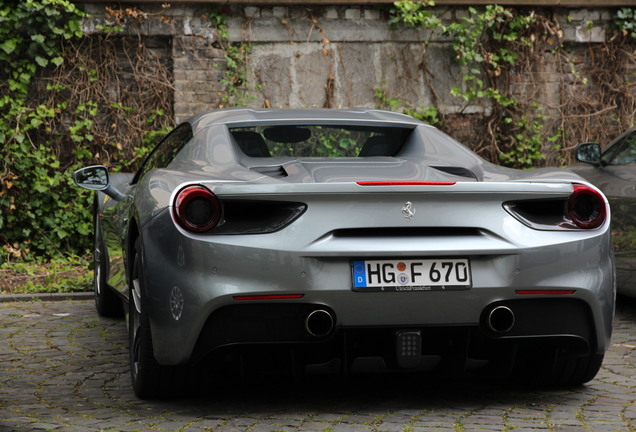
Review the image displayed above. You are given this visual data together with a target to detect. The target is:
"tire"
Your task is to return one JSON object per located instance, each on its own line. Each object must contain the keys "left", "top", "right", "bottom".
{"left": 93, "top": 200, "right": 123, "bottom": 318}
{"left": 129, "top": 238, "right": 181, "bottom": 399}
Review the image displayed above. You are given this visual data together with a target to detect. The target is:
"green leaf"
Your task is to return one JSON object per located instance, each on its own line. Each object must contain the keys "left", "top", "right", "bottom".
{"left": 31, "top": 34, "right": 45, "bottom": 44}
{"left": 0, "top": 38, "right": 17, "bottom": 54}
{"left": 33, "top": 184, "right": 48, "bottom": 193}
{"left": 51, "top": 56, "right": 63, "bottom": 67}
{"left": 35, "top": 56, "right": 48, "bottom": 67}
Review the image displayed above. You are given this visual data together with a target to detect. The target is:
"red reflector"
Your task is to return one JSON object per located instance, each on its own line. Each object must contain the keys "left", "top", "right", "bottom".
{"left": 233, "top": 294, "right": 304, "bottom": 301}
{"left": 357, "top": 181, "right": 456, "bottom": 186}
{"left": 515, "top": 290, "right": 575, "bottom": 295}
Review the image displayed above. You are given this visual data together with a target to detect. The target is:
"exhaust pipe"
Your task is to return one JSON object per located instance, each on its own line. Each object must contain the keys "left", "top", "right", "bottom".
{"left": 305, "top": 309, "right": 334, "bottom": 337}
{"left": 487, "top": 305, "right": 515, "bottom": 333}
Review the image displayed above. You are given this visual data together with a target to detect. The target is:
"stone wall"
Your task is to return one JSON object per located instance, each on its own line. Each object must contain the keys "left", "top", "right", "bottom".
{"left": 79, "top": 3, "right": 631, "bottom": 150}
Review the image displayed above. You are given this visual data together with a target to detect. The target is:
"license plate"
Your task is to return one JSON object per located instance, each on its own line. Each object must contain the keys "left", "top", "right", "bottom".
{"left": 351, "top": 258, "right": 472, "bottom": 292}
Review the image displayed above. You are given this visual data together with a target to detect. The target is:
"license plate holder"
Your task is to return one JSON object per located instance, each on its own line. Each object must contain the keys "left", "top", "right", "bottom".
{"left": 351, "top": 258, "right": 472, "bottom": 292}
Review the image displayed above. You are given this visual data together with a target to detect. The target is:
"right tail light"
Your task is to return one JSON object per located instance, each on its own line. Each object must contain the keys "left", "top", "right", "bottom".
{"left": 503, "top": 183, "right": 607, "bottom": 231}
{"left": 567, "top": 184, "right": 606, "bottom": 229}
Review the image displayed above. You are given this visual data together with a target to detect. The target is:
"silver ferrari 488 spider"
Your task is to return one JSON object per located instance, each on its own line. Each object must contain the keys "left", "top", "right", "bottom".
{"left": 73, "top": 108, "right": 615, "bottom": 398}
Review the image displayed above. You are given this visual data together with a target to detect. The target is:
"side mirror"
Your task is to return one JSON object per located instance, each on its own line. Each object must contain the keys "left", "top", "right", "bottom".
{"left": 575, "top": 142, "right": 602, "bottom": 166}
{"left": 73, "top": 165, "right": 126, "bottom": 201}
{"left": 73, "top": 165, "right": 109, "bottom": 190}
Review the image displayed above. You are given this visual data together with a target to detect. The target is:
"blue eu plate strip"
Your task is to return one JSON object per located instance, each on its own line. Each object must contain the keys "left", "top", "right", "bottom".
{"left": 352, "top": 261, "right": 367, "bottom": 288}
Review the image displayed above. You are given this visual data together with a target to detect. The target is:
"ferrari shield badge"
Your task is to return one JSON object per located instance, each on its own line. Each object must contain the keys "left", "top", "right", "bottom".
{"left": 402, "top": 201, "right": 415, "bottom": 221}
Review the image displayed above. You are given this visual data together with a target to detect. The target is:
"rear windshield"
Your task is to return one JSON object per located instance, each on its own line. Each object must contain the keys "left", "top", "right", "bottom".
{"left": 229, "top": 125, "right": 413, "bottom": 158}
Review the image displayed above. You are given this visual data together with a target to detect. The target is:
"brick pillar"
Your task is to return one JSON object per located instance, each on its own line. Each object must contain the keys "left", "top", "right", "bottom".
{"left": 172, "top": 36, "right": 226, "bottom": 123}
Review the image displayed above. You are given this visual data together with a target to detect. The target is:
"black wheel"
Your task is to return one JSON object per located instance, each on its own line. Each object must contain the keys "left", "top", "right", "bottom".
{"left": 93, "top": 199, "right": 122, "bottom": 318}
{"left": 129, "top": 238, "right": 180, "bottom": 399}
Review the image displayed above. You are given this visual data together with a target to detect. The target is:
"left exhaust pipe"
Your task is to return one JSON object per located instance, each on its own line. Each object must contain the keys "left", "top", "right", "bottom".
{"left": 487, "top": 305, "right": 515, "bottom": 334}
{"left": 305, "top": 309, "right": 335, "bottom": 337}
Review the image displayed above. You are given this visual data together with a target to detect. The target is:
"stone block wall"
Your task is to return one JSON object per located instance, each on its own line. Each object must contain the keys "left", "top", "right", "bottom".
{"left": 79, "top": 2, "right": 632, "bottom": 148}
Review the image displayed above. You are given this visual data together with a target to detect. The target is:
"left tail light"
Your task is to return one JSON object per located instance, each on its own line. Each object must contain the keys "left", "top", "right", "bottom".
{"left": 173, "top": 185, "right": 222, "bottom": 233}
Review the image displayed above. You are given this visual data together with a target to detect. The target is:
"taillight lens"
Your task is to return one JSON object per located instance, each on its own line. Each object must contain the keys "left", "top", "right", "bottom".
{"left": 173, "top": 185, "right": 221, "bottom": 233}
{"left": 567, "top": 184, "right": 606, "bottom": 229}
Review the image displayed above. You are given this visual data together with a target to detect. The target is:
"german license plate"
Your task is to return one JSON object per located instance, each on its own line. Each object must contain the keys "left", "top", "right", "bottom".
{"left": 351, "top": 259, "right": 472, "bottom": 292}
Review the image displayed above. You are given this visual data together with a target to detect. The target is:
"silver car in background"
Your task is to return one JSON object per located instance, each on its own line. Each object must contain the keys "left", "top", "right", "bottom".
{"left": 74, "top": 109, "right": 614, "bottom": 398}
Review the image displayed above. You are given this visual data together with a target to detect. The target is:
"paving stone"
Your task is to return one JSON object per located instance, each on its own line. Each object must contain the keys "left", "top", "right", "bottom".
{"left": 2, "top": 299, "right": 636, "bottom": 431}
{"left": 373, "top": 422, "right": 406, "bottom": 432}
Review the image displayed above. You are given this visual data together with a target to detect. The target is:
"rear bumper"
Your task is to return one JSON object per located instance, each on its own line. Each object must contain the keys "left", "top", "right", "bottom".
{"left": 188, "top": 297, "right": 595, "bottom": 368}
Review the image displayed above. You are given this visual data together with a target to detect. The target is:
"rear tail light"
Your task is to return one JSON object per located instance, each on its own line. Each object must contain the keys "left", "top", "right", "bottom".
{"left": 503, "top": 183, "right": 607, "bottom": 230}
{"left": 173, "top": 185, "right": 221, "bottom": 233}
{"left": 172, "top": 187, "right": 305, "bottom": 234}
{"left": 567, "top": 184, "right": 606, "bottom": 229}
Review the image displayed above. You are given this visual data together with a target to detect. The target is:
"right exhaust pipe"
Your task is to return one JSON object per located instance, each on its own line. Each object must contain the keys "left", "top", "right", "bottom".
{"left": 487, "top": 305, "right": 515, "bottom": 334}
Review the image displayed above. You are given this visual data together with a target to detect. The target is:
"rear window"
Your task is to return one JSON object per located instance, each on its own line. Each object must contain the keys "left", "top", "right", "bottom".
{"left": 229, "top": 125, "right": 412, "bottom": 158}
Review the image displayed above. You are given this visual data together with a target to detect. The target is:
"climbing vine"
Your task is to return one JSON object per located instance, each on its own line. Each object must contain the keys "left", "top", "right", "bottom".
{"left": 374, "top": 86, "right": 440, "bottom": 125}
{"left": 614, "top": 7, "right": 636, "bottom": 38}
{"left": 389, "top": 1, "right": 635, "bottom": 169}
{"left": 390, "top": 2, "right": 560, "bottom": 168}
{"left": 208, "top": 6, "right": 259, "bottom": 108}
{"left": 0, "top": 2, "right": 174, "bottom": 262}
{"left": 0, "top": 0, "right": 86, "bottom": 261}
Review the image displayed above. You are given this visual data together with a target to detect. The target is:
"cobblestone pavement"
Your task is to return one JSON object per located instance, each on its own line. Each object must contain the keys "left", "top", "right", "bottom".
{"left": 1, "top": 298, "right": 635, "bottom": 432}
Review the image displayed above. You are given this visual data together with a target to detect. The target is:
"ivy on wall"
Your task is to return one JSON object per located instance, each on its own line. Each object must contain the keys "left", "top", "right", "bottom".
{"left": 0, "top": 1, "right": 174, "bottom": 262}
{"left": 208, "top": 6, "right": 259, "bottom": 108}
{"left": 0, "top": 0, "right": 87, "bottom": 261}
{"left": 388, "top": 2, "right": 636, "bottom": 169}
{"left": 389, "top": 2, "right": 561, "bottom": 168}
